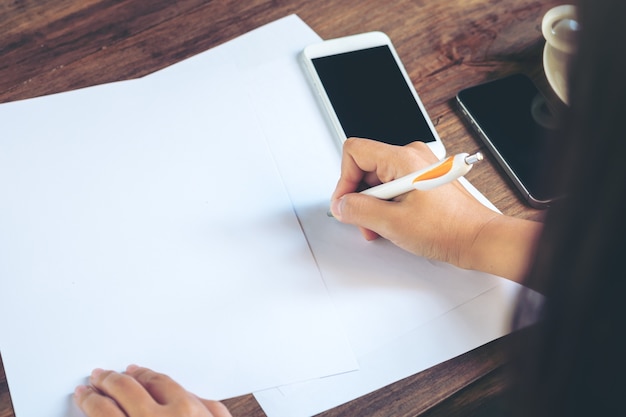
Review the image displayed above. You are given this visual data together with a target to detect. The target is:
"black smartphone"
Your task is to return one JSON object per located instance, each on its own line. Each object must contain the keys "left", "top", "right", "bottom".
{"left": 456, "top": 73, "right": 561, "bottom": 208}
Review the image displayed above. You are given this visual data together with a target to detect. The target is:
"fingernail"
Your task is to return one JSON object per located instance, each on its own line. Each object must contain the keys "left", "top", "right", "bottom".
{"left": 330, "top": 197, "right": 343, "bottom": 221}
{"left": 126, "top": 364, "right": 139, "bottom": 373}
{"left": 90, "top": 368, "right": 104, "bottom": 380}
{"left": 74, "top": 385, "right": 89, "bottom": 397}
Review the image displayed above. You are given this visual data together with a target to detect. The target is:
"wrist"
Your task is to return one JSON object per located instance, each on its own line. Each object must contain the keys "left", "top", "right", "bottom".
{"left": 461, "top": 214, "right": 542, "bottom": 283}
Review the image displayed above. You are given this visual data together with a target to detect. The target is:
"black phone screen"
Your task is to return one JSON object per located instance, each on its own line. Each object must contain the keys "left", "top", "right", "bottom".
{"left": 457, "top": 74, "right": 560, "bottom": 206}
{"left": 311, "top": 46, "right": 437, "bottom": 146}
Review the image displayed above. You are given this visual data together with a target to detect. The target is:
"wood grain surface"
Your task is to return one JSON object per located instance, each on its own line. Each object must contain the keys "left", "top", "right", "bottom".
{"left": 0, "top": 1, "right": 560, "bottom": 416}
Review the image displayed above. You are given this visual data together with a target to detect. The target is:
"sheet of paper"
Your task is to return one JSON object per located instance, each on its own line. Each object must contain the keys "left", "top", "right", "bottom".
{"left": 254, "top": 280, "right": 527, "bottom": 417}
{"left": 0, "top": 16, "right": 358, "bottom": 417}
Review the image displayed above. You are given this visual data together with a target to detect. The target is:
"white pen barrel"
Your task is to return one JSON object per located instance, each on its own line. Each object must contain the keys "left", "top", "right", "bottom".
{"left": 412, "top": 153, "right": 473, "bottom": 191}
{"left": 359, "top": 153, "right": 479, "bottom": 199}
{"left": 360, "top": 155, "right": 457, "bottom": 199}
{"left": 360, "top": 173, "right": 419, "bottom": 200}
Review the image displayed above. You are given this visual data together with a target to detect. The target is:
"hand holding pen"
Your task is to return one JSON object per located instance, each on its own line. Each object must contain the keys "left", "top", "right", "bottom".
{"left": 348, "top": 151, "right": 482, "bottom": 202}
{"left": 330, "top": 149, "right": 482, "bottom": 216}
{"left": 329, "top": 138, "right": 501, "bottom": 270}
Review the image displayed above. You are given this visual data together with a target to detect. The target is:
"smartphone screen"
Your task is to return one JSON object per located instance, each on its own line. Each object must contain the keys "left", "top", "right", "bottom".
{"left": 457, "top": 74, "right": 561, "bottom": 207}
{"left": 311, "top": 45, "right": 438, "bottom": 147}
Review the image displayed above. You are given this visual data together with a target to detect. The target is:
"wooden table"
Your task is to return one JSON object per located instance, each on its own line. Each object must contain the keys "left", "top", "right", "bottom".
{"left": 0, "top": 1, "right": 559, "bottom": 415}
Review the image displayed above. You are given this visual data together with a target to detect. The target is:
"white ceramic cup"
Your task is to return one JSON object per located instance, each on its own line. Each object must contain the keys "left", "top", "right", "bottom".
{"left": 541, "top": 4, "right": 580, "bottom": 103}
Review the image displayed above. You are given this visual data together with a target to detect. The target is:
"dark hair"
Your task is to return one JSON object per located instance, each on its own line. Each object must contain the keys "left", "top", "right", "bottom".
{"left": 511, "top": 1, "right": 626, "bottom": 415}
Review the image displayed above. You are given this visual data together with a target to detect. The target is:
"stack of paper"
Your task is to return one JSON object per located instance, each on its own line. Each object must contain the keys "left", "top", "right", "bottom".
{"left": 0, "top": 15, "right": 529, "bottom": 417}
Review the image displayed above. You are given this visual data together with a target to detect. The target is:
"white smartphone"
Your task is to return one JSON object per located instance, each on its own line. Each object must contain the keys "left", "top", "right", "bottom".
{"left": 300, "top": 32, "right": 446, "bottom": 159}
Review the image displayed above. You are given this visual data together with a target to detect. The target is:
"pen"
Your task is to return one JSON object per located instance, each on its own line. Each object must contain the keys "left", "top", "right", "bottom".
{"left": 328, "top": 152, "right": 483, "bottom": 216}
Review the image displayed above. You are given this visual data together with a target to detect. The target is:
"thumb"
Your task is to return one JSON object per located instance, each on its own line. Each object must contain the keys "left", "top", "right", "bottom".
{"left": 331, "top": 193, "right": 395, "bottom": 239}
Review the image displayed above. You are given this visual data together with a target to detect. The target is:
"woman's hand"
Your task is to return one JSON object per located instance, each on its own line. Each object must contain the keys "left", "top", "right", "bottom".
{"left": 74, "top": 365, "right": 233, "bottom": 417}
{"left": 330, "top": 138, "right": 541, "bottom": 282}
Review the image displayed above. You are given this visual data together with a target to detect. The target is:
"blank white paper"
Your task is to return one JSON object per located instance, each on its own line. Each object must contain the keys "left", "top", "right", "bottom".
{"left": 0, "top": 16, "right": 357, "bottom": 417}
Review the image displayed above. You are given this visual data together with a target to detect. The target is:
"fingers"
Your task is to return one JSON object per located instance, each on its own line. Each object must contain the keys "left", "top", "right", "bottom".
{"left": 404, "top": 140, "right": 439, "bottom": 163}
{"left": 74, "top": 366, "right": 189, "bottom": 417}
{"left": 330, "top": 138, "right": 437, "bottom": 234}
{"left": 331, "top": 192, "right": 397, "bottom": 239}
{"left": 331, "top": 138, "right": 436, "bottom": 200}
{"left": 74, "top": 365, "right": 233, "bottom": 417}
{"left": 86, "top": 368, "right": 156, "bottom": 416}
{"left": 125, "top": 365, "right": 189, "bottom": 405}
{"left": 331, "top": 138, "right": 395, "bottom": 200}
{"left": 74, "top": 385, "right": 128, "bottom": 417}
{"left": 199, "top": 398, "right": 234, "bottom": 417}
